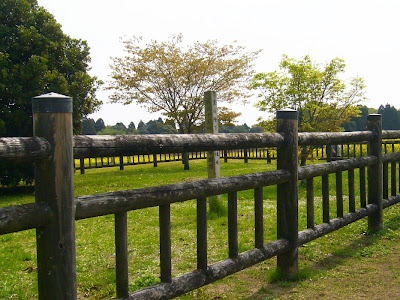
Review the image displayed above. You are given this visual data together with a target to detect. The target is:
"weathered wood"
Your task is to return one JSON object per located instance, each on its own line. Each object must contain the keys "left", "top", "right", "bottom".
{"left": 383, "top": 151, "right": 400, "bottom": 163}
{"left": 306, "top": 178, "right": 314, "bottom": 229}
{"left": 391, "top": 162, "right": 397, "bottom": 196}
{"left": 298, "top": 204, "right": 378, "bottom": 245}
{"left": 336, "top": 172, "right": 343, "bottom": 218}
{"left": 0, "top": 203, "right": 52, "bottom": 235}
{"left": 128, "top": 239, "right": 289, "bottom": 300}
{"left": 228, "top": 192, "right": 238, "bottom": 258}
{"left": 383, "top": 194, "right": 400, "bottom": 209}
{"left": 298, "top": 156, "right": 377, "bottom": 180}
{"left": 348, "top": 169, "right": 356, "bottom": 213}
{"left": 33, "top": 92, "right": 77, "bottom": 300}
{"left": 73, "top": 133, "right": 285, "bottom": 158}
{"left": 383, "top": 162, "right": 389, "bottom": 199}
{"left": 153, "top": 154, "right": 158, "bottom": 167}
{"left": 115, "top": 212, "right": 129, "bottom": 299}
{"left": 75, "top": 169, "right": 290, "bottom": 220}
{"left": 322, "top": 174, "right": 330, "bottom": 223}
{"left": 254, "top": 187, "right": 264, "bottom": 248}
{"left": 276, "top": 109, "right": 299, "bottom": 277}
{"left": 298, "top": 131, "right": 373, "bottom": 146}
{"left": 367, "top": 114, "right": 383, "bottom": 232}
{"left": 80, "top": 158, "right": 85, "bottom": 174}
{"left": 382, "top": 130, "right": 400, "bottom": 139}
{"left": 0, "top": 137, "right": 51, "bottom": 161}
{"left": 359, "top": 167, "right": 367, "bottom": 208}
{"left": 159, "top": 204, "right": 172, "bottom": 283}
{"left": 196, "top": 197, "right": 207, "bottom": 271}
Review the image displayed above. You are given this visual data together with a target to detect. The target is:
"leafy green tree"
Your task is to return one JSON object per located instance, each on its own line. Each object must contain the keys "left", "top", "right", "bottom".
{"left": 378, "top": 104, "right": 400, "bottom": 130}
{"left": 108, "top": 34, "right": 259, "bottom": 133}
{"left": 95, "top": 118, "right": 106, "bottom": 132}
{"left": 0, "top": 0, "right": 102, "bottom": 185}
{"left": 81, "top": 118, "right": 96, "bottom": 135}
{"left": 251, "top": 55, "right": 366, "bottom": 165}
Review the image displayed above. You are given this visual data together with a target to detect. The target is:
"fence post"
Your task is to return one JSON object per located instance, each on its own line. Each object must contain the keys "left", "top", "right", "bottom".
{"left": 33, "top": 93, "right": 76, "bottom": 299}
{"left": 367, "top": 114, "right": 383, "bottom": 232}
{"left": 276, "top": 109, "right": 299, "bottom": 278}
{"left": 204, "top": 91, "right": 223, "bottom": 214}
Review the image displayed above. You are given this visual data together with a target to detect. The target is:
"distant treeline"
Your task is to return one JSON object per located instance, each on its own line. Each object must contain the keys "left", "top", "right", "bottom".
{"left": 82, "top": 103, "right": 400, "bottom": 135}
{"left": 343, "top": 104, "right": 400, "bottom": 131}
{"left": 81, "top": 117, "right": 264, "bottom": 135}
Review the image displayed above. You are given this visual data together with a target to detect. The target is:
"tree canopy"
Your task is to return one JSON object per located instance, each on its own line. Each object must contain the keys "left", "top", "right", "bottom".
{"left": 0, "top": 0, "right": 102, "bottom": 137}
{"left": 0, "top": 0, "right": 102, "bottom": 185}
{"left": 108, "top": 34, "right": 259, "bottom": 133}
{"left": 250, "top": 55, "right": 366, "bottom": 133}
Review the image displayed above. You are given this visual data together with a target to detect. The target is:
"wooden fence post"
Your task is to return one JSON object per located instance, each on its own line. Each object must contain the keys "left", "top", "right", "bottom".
{"left": 367, "top": 114, "right": 383, "bottom": 232}
{"left": 33, "top": 93, "right": 76, "bottom": 299}
{"left": 276, "top": 109, "right": 299, "bottom": 278}
{"left": 204, "top": 91, "right": 223, "bottom": 214}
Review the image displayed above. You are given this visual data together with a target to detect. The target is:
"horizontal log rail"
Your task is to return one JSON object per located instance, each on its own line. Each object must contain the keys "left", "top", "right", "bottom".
{"left": 127, "top": 239, "right": 289, "bottom": 300}
{"left": 73, "top": 133, "right": 285, "bottom": 158}
{"left": 298, "top": 156, "right": 377, "bottom": 180}
{"left": 75, "top": 169, "right": 290, "bottom": 220}
{"left": 298, "top": 131, "right": 374, "bottom": 146}
{"left": 382, "top": 130, "right": 400, "bottom": 139}
{"left": 0, "top": 137, "right": 51, "bottom": 161}
{"left": 383, "top": 151, "right": 400, "bottom": 163}
{"left": 0, "top": 202, "right": 53, "bottom": 235}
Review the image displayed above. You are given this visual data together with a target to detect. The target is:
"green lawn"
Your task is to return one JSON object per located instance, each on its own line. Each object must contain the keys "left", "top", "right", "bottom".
{"left": 1, "top": 159, "right": 400, "bottom": 299}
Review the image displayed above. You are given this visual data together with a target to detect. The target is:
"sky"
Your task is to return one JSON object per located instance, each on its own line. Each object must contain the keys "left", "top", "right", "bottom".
{"left": 37, "top": 0, "right": 400, "bottom": 127}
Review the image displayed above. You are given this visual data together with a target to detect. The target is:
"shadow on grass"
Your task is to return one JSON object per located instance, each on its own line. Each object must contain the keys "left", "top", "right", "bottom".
{"left": 0, "top": 185, "right": 34, "bottom": 196}
{"left": 250, "top": 214, "right": 400, "bottom": 299}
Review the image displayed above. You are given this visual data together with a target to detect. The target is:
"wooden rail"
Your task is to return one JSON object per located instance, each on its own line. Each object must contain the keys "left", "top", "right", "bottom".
{"left": 1, "top": 94, "right": 400, "bottom": 299}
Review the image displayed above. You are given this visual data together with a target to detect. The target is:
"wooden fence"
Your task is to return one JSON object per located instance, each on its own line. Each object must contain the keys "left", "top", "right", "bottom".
{"left": 73, "top": 142, "right": 400, "bottom": 173}
{"left": 1, "top": 94, "right": 400, "bottom": 299}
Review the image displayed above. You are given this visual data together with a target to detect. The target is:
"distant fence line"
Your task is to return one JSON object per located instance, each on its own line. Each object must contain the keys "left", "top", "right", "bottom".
{"left": 1, "top": 93, "right": 400, "bottom": 299}
{"left": 74, "top": 141, "right": 400, "bottom": 174}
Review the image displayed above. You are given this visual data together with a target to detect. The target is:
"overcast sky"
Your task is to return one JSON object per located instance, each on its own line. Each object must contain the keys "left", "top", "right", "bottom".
{"left": 37, "top": 0, "right": 400, "bottom": 126}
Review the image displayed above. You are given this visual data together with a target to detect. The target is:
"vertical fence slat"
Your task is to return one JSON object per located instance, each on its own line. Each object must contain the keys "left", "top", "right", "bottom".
{"left": 348, "top": 169, "right": 356, "bottom": 213}
{"left": 306, "top": 178, "right": 314, "bottom": 229}
{"left": 322, "top": 174, "right": 330, "bottom": 223}
{"left": 254, "top": 187, "right": 264, "bottom": 249}
{"left": 276, "top": 109, "right": 299, "bottom": 277}
{"left": 391, "top": 161, "right": 397, "bottom": 196}
{"left": 115, "top": 212, "right": 129, "bottom": 298}
{"left": 336, "top": 171, "right": 343, "bottom": 218}
{"left": 367, "top": 114, "right": 383, "bottom": 232}
{"left": 228, "top": 192, "right": 238, "bottom": 258}
{"left": 383, "top": 162, "right": 389, "bottom": 199}
{"left": 196, "top": 197, "right": 207, "bottom": 271}
{"left": 159, "top": 204, "right": 172, "bottom": 283}
{"left": 359, "top": 167, "right": 367, "bottom": 208}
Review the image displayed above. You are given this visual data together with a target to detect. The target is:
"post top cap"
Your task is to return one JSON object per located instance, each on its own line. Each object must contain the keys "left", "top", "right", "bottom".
{"left": 276, "top": 109, "right": 298, "bottom": 120}
{"left": 33, "top": 92, "right": 71, "bottom": 99}
{"left": 367, "top": 114, "right": 382, "bottom": 120}
{"left": 32, "top": 92, "right": 72, "bottom": 113}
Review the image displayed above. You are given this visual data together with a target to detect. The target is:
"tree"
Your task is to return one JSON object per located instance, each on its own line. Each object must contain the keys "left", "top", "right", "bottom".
{"left": 108, "top": 34, "right": 259, "bottom": 133}
{"left": 378, "top": 104, "right": 400, "bottom": 130}
{"left": 251, "top": 55, "right": 366, "bottom": 165}
{"left": 81, "top": 118, "right": 96, "bottom": 135}
{"left": 127, "top": 122, "right": 136, "bottom": 134}
{"left": 0, "top": 0, "right": 102, "bottom": 185}
{"left": 95, "top": 118, "right": 106, "bottom": 132}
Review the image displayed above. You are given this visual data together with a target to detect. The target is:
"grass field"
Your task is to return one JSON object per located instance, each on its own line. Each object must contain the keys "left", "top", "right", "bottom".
{"left": 1, "top": 159, "right": 400, "bottom": 299}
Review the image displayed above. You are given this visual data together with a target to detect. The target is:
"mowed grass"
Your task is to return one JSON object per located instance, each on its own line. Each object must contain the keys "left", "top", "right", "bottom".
{"left": 1, "top": 159, "right": 400, "bottom": 299}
